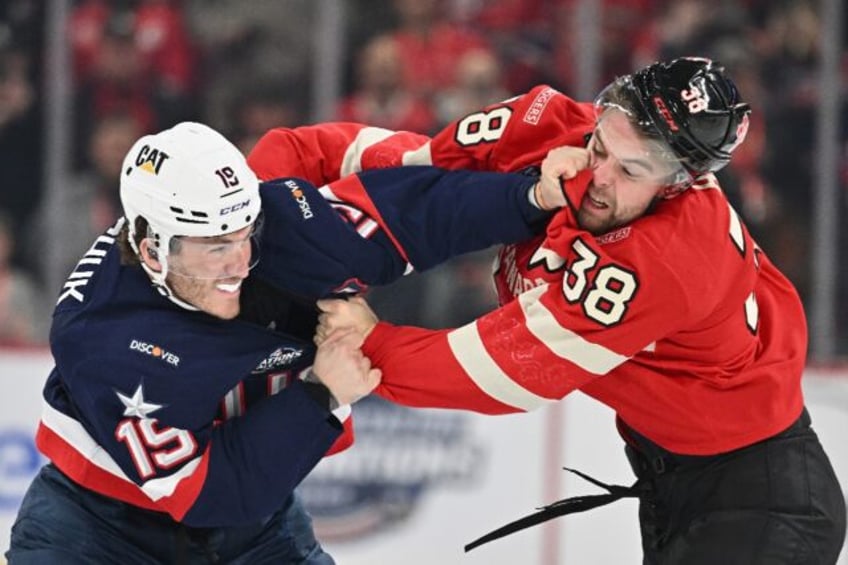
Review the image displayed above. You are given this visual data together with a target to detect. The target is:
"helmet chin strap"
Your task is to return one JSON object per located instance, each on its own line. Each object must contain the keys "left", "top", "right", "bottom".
{"left": 140, "top": 258, "right": 201, "bottom": 313}
{"left": 129, "top": 222, "right": 200, "bottom": 312}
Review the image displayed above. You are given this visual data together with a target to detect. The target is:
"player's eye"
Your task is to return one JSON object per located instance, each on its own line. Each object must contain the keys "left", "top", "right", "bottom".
{"left": 592, "top": 145, "right": 606, "bottom": 158}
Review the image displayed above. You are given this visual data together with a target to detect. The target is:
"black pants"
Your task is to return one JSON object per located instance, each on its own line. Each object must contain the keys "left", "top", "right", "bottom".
{"left": 622, "top": 409, "right": 846, "bottom": 565}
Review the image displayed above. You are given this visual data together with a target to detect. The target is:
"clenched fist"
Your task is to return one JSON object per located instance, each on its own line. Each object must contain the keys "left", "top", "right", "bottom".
{"left": 311, "top": 328, "right": 380, "bottom": 406}
{"left": 535, "top": 146, "right": 592, "bottom": 210}
{"left": 314, "top": 296, "right": 379, "bottom": 347}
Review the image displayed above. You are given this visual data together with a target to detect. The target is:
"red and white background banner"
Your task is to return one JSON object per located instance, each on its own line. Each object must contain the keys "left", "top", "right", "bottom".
{"left": 1, "top": 348, "right": 846, "bottom": 564}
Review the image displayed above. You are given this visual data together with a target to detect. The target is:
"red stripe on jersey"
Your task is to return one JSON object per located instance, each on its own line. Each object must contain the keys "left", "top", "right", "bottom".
{"left": 325, "top": 418, "right": 354, "bottom": 456}
{"left": 327, "top": 175, "right": 410, "bottom": 264}
{"left": 37, "top": 421, "right": 211, "bottom": 521}
{"left": 160, "top": 447, "right": 210, "bottom": 521}
{"left": 37, "top": 422, "right": 161, "bottom": 512}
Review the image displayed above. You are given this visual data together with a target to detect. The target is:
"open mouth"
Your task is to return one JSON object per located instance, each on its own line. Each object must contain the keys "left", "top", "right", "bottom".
{"left": 586, "top": 192, "right": 609, "bottom": 209}
{"left": 216, "top": 280, "right": 243, "bottom": 294}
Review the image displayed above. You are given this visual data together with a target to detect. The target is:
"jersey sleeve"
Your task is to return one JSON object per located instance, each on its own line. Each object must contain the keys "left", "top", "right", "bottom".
{"left": 247, "top": 123, "right": 431, "bottom": 185}
{"left": 255, "top": 169, "right": 545, "bottom": 298}
{"left": 180, "top": 379, "right": 342, "bottom": 526}
{"left": 326, "top": 166, "right": 547, "bottom": 273}
{"left": 245, "top": 86, "right": 595, "bottom": 187}
{"left": 365, "top": 219, "right": 693, "bottom": 414}
{"left": 427, "top": 85, "right": 596, "bottom": 173}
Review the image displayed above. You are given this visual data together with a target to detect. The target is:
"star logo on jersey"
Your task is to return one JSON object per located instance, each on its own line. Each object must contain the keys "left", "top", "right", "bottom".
{"left": 116, "top": 384, "right": 163, "bottom": 419}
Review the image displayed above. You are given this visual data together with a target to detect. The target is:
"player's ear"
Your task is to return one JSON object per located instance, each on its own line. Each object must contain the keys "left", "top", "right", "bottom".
{"left": 139, "top": 238, "right": 163, "bottom": 272}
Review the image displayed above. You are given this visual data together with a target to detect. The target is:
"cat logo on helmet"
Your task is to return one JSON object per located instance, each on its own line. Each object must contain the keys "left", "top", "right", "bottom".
{"left": 119, "top": 122, "right": 262, "bottom": 311}
{"left": 134, "top": 145, "right": 170, "bottom": 175}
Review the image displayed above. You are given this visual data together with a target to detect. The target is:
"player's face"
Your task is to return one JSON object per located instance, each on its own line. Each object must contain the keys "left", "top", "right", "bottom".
{"left": 165, "top": 224, "right": 254, "bottom": 319}
{"left": 579, "top": 109, "right": 677, "bottom": 235}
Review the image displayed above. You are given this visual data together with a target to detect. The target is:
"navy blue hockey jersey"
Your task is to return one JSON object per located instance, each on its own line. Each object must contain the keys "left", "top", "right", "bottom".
{"left": 255, "top": 166, "right": 545, "bottom": 298}
{"left": 37, "top": 166, "right": 541, "bottom": 527}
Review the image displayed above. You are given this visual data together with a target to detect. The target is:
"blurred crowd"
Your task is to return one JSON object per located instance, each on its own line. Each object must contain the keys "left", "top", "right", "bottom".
{"left": 0, "top": 0, "right": 846, "bottom": 353}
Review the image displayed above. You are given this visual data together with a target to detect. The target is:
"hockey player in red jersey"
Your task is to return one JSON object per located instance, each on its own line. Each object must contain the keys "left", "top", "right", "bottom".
{"left": 315, "top": 58, "right": 847, "bottom": 563}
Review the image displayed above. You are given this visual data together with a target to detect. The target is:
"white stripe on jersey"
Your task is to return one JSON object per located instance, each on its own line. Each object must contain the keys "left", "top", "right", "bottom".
{"left": 42, "top": 400, "right": 129, "bottom": 478}
{"left": 139, "top": 457, "right": 201, "bottom": 502}
{"left": 222, "top": 383, "right": 244, "bottom": 419}
{"left": 41, "top": 400, "right": 201, "bottom": 502}
{"left": 519, "top": 285, "right": 628, "bottom": 375}
{"left": 400, "top": 142, "right": 434, "bottom": 166}
{"left": 316, "top": 180, "right": 414, "bottom": 273}
{"left": 316, "top": 184, "right": 381, "bottom": 238}
{"left": 340, "top": 127, "right": 396, "bottom": 177}
{"left": 447, "top": 322, "right": 553, "bottom": 412}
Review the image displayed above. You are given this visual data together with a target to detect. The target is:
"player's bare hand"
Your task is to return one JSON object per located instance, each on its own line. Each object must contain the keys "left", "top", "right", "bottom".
{"left": 315, "top": 296, "right": 378, "bottom": 346}
{"left": 312, "top": 328, "right": 381, "bottom": 405}
{"left": 535, "top": 146, "right": 591, "bottom": 210}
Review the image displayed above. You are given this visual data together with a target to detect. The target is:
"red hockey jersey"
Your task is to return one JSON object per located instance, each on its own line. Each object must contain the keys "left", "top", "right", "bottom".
{"left": 249, "top": 85, "right": 807, "bottom": 456}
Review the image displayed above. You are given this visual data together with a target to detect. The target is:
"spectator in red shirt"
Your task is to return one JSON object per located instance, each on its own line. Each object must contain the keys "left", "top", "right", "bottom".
{"left": 336, "top": 34, "right": 436, "bottom": 134}
{"left": 69, "top": 0, "right": 197, "bottom": 166}
{"left": 388, "top": 0, "right": 490, "bottom": 99}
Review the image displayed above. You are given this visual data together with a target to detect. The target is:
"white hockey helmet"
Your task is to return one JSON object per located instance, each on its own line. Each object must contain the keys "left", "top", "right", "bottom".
{"left": 119, "top": 122, "right": 261, "bottom": 300}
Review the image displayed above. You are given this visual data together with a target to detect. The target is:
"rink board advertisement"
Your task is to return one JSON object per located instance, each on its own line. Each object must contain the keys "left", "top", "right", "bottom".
{"left": 0, "top": 349, "right": 846, "bottom": 564}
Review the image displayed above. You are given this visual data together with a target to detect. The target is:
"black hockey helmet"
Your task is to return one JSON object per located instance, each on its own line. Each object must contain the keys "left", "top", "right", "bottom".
{"left": 595, "top": 57, "right": 751, "bottom": 184}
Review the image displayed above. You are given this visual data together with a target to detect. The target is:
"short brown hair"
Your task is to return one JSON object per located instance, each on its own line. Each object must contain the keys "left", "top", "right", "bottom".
{"left": 598, "top": 80, "right": 665, "bottom": 144}
{"left": 117, "top": 217, "right": 145, "bottom": 266}
{"left": 117, "top": 216, "right": 184, "bottom": 266}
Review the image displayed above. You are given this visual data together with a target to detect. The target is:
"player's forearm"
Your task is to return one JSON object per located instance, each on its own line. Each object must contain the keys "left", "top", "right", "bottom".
{"left": 180, "top": 380, "right": 341, "bottom": 526}
{"left": 369, "top": 167, "right": 549, "bottom": 272}
{"left": 365, "top": 322, "right": 522, "bottom": 415}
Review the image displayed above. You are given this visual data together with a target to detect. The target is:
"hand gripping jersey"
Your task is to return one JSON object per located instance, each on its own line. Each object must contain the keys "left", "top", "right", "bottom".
{"left": 40, "top": 167, "right": 542, "bottom": 527}
{"left": 247, "top": 86, "right": 808, "bottom": 456}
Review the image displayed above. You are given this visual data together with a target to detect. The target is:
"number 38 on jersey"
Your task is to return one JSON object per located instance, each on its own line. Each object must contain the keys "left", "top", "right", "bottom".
{"left": 558, "top": 238, "right": 638, "bottom": 327}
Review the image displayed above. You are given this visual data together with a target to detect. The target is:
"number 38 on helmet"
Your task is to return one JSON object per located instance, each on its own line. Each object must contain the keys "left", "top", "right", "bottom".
{"left": 595, "top": 57, "right": 752, "bottom": 191}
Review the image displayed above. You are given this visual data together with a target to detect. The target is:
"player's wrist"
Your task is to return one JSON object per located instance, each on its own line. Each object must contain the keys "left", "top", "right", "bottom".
{"left": 302, "top": 370, "right": 342, "bottom": 412}
{"left": 532, "top": 181, "right": 554, "bottom": 211}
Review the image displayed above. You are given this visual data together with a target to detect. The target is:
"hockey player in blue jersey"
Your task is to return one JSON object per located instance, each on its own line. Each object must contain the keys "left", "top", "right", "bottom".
{"left": 7, "top": 122, "right": 561, "bottom": 563}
